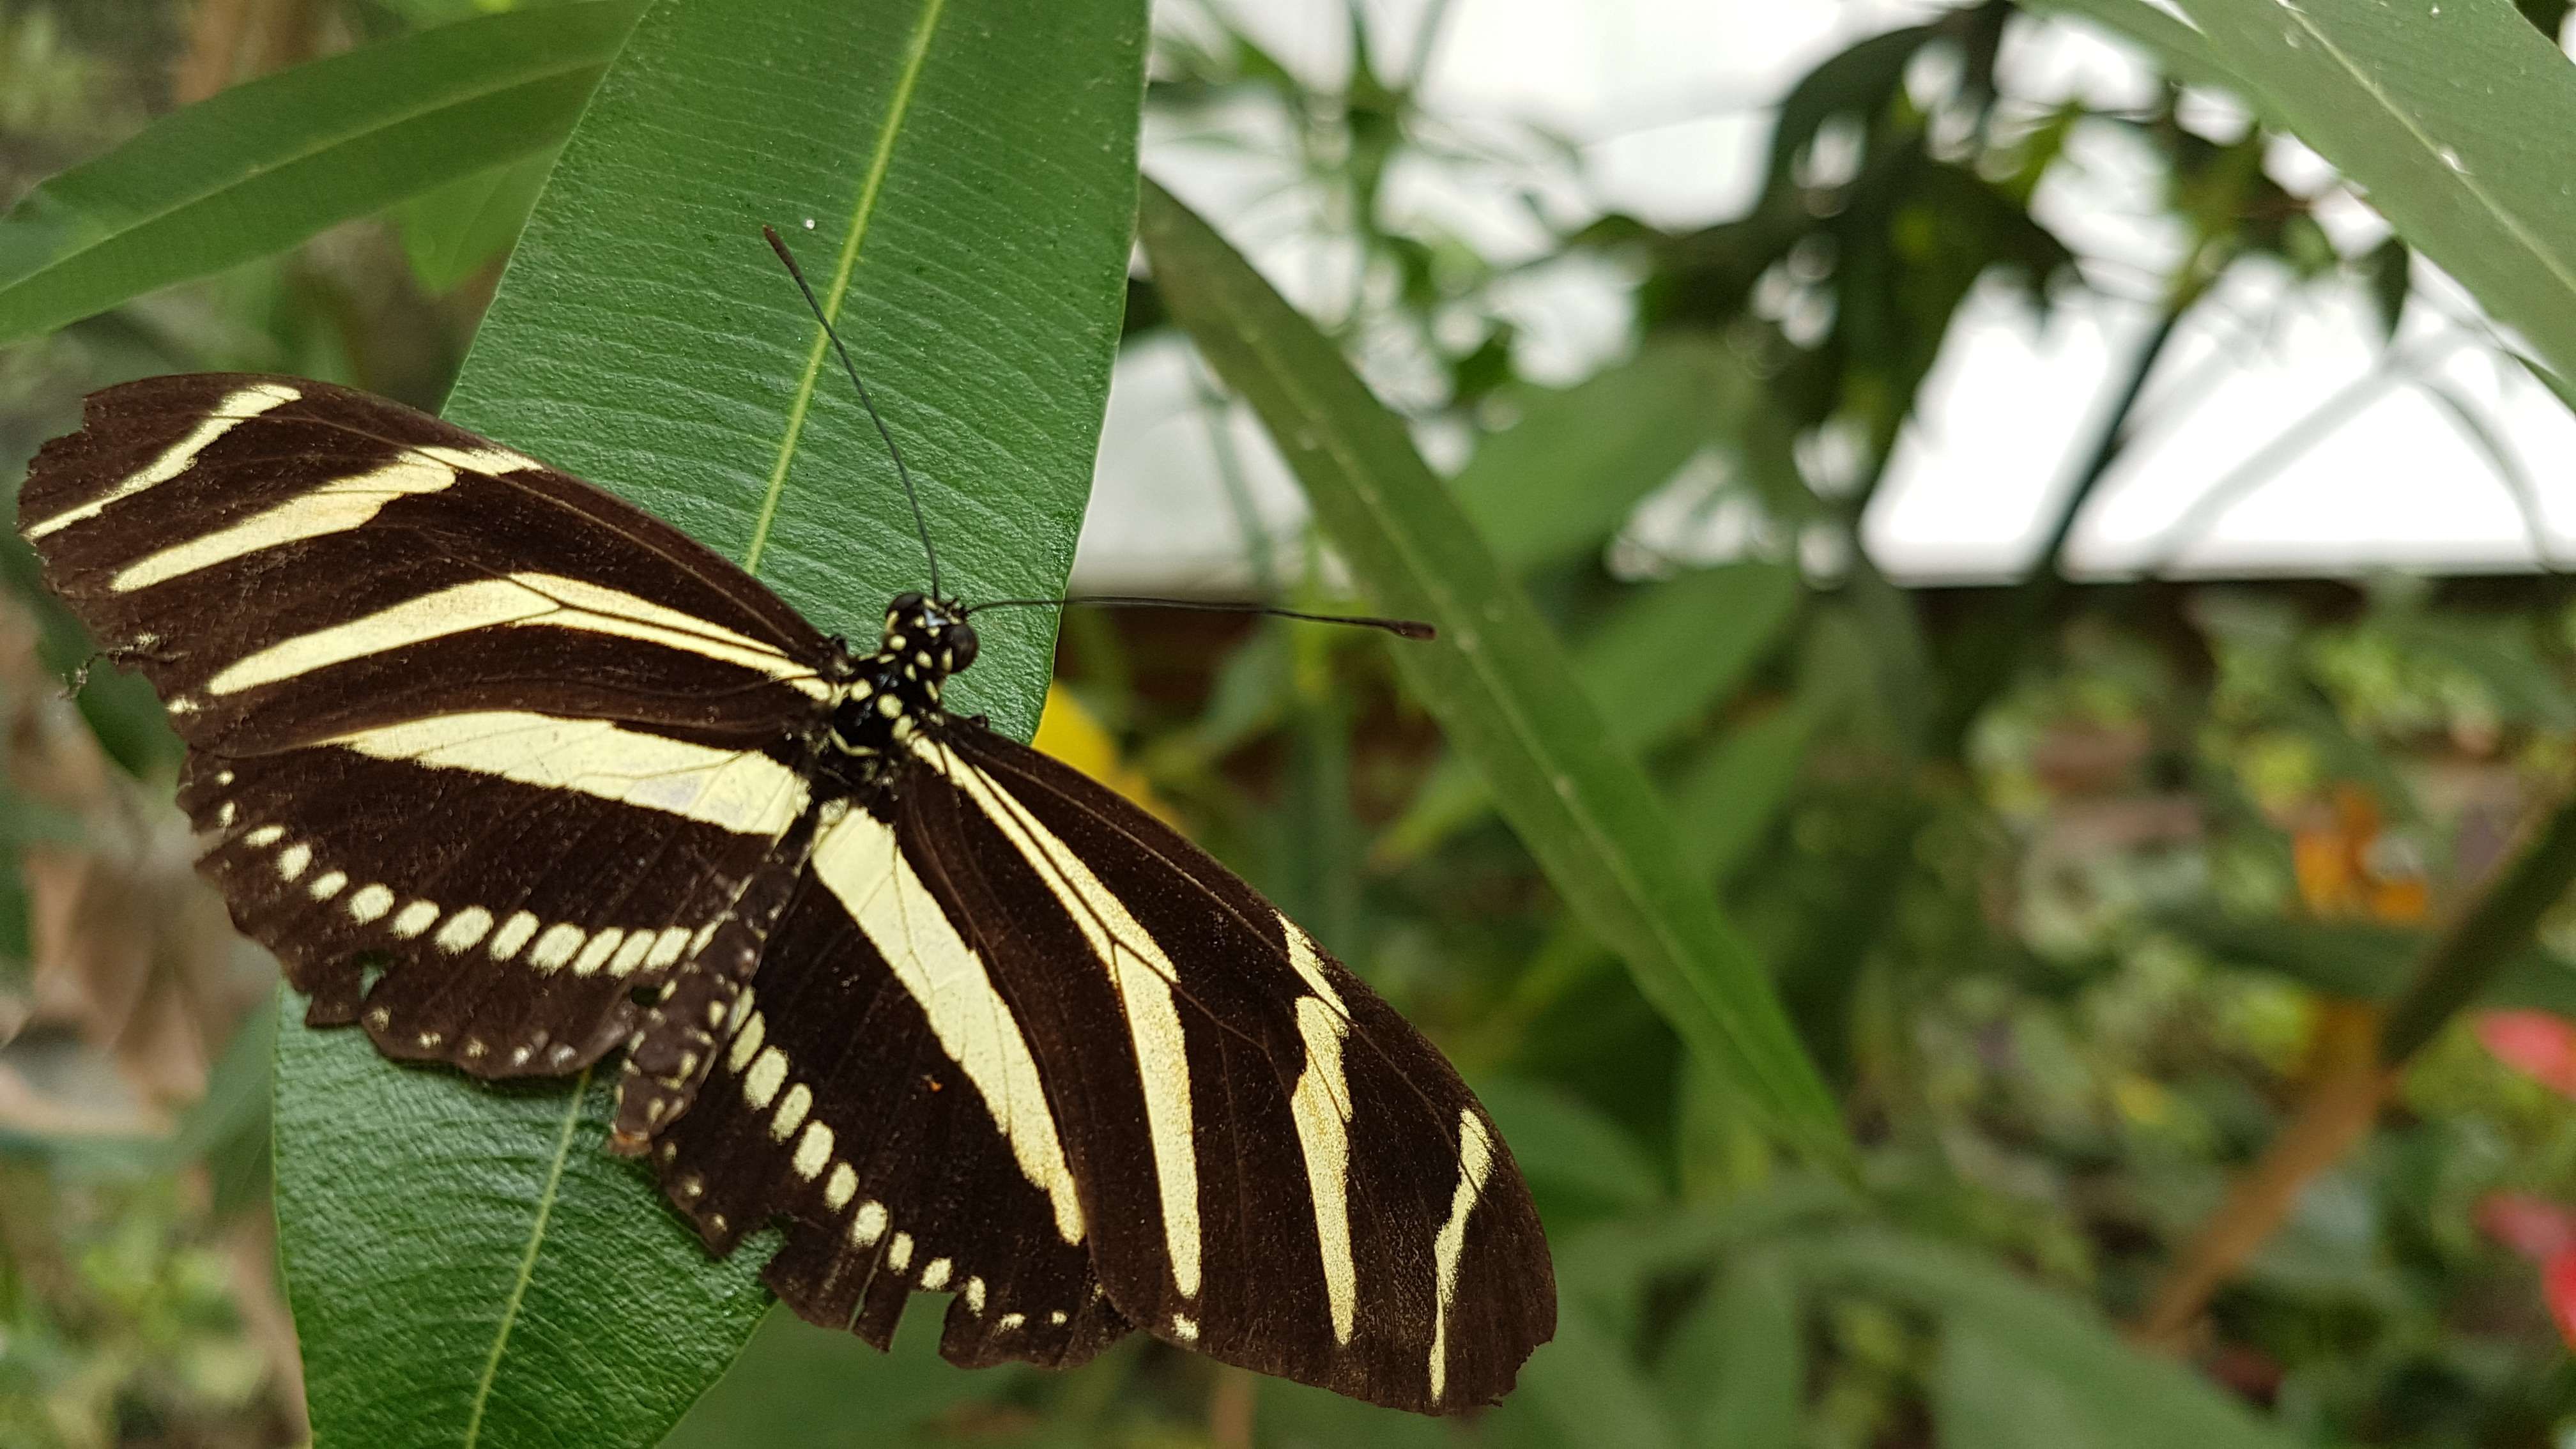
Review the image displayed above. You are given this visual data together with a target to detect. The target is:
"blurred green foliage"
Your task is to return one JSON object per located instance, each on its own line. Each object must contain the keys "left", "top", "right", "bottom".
{"left": 10, "top": 1, "right": 2576, "bottom": 1446}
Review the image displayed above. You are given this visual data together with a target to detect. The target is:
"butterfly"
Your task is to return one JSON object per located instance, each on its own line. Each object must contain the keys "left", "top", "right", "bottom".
{"left": 16, "top": 298, "right": 1554, "bottom": 1413}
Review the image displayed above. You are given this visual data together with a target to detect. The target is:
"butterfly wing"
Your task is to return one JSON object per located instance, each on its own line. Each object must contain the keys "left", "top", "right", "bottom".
{"left": 925, "top": 727, "right": 1556, "bottom": 1411}
{"left": 25, "top": 372, "right": 1555, "bottom": 1413}
{"left": 20, "top": 374, "right": 833, "bottom": 1075}
{"left": 645, "top": 722, "right": 1554, "bottom": 1414}
{"left": 648, "top": 793, "right": 1134, "bottom": 1372}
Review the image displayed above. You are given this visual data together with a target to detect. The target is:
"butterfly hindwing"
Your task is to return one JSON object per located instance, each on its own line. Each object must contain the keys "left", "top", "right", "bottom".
{"left": 652, "top": 797, "right": 1131, "bottom": 1372}
{"left": 919, "top": 728, "right": 1553, "bottom": 1412}
{"left": 22, "top": 374, "right": 832, "bottom": 1074}
{"left": 648, "top": 727, "right": 1549, "bottom": 1411}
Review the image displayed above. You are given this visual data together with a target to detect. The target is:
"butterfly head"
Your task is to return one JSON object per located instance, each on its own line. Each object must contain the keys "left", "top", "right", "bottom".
{"left": 878, "top": 591, "right": 977, "bottom": 675}
{"left": 826, "top": 592, "right": 977, "bottom": 758}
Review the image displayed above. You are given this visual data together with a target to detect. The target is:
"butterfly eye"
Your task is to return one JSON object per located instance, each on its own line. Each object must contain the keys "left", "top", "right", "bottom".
{"left": 945, "top": 624, "right": 977, "bottom": 672}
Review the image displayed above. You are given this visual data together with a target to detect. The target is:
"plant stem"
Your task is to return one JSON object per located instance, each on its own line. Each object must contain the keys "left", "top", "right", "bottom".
{"left": 2381, "top": 791, "right": 2576, "bottom": 1062}
{"left": 1930, "top": 296, "right": 2190, "bottom": 757}
{"left": 1209, "top": 1366, "right": 1257, "bottom": 1449}
{"left": 2136, "top": 1009, "right": 2393, "bottom": 1347}
{"left": 2140, "top": 788, "right": 2576, "bottom": 1343}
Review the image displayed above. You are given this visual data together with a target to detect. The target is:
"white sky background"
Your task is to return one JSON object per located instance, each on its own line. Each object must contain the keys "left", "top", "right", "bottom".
{"left": 1070, "top": 0, "right": 2576, "bottom": 592}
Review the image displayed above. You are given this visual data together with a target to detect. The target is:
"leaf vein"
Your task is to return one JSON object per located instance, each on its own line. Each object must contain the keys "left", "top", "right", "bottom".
{"left": 460, "top": 1065, "right": 592, "bottom": 1449}
{"left": 742, "top": 0, "right": 951, "bottom": 574}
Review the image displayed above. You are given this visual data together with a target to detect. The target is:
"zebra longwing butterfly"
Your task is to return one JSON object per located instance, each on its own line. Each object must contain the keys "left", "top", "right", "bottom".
{"left": 16, "top": 367, "right": 1554, "bottom": 1412}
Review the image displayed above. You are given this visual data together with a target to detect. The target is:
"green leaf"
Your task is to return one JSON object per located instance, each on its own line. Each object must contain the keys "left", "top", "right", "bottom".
{"left": 174, "top": 997, "right": 277, "bottom": 1220}
{"left": 2158, "top": 908, "right": 2576, "bottom": 1018}
{"left": 1655, "top": 1253, "right": 1804, "bottom": 1449}
{"left": 1473, "top": 1076, "right": 1667, "bottom": 1215}
{"left": 2167, "top": 0, "right": 2576, "bottom": 388}
{"left": 1763, "top": 25, "right": 1940, "bottom": 185}
{"left": 1260, "top": 1377, "right": 1453, "bottom": 1449}
{"left": 395, "top": 146, "right": 561, "bottom": 293}
{"left": 2364, "top": 234, "right": 2412, "bottom": 340}
{"left": 659, "top": 1301, "right": 1018, "bottom": 1448}
{"left": 272, "top": 2, "right": 1147, "bottom": 1445}
{"left": 1790, "top": 1230, "right": 2298, "bottom": 1449}
{"left": 275, "top": 1029, "right": 776, "bottom": 1449}
{"left": 1551, "top": 1179, "right": 1861, "bottom": 1334}
{"left": 1450, "top": 340, "right": 1739, "bottom": 572}
{"left": 1586, "top": 564, "right": 1801, "bottom": 743}
{"left": 1485, "top": 1300, "right": 1680, "bottom": 1449}
{"left": 1139, "top": 180, "right": 1851, "bottom": 1169}
{"left": 0, "top": 1, "right": 644, "bottom": 346}
{"left": 1379, "top": 561, "right": 1801, "bottom": 864}
{"left": 1932, "top": 1326, "right": 2122, "bottom": 1449}
{"left": 1669, "top": 699, "right": 1815, "bottom": 882}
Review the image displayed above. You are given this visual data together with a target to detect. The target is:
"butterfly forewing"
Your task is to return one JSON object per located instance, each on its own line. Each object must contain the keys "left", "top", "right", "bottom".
{"left": 21, "top": 374, "right": 832, "bottom": 1073}
{"left": 18, "top": 371, "right": 1554, "bottom": 1416}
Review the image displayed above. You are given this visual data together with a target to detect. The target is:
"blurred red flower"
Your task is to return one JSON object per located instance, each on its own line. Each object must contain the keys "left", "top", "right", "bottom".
{"left": 2475, "top": 1192, "right": 2576, "bottom": 1351}
{"left": 2476, "top": 1011, "right": 2576, "bottom": 1097}
{"left": 2475, "top": 1192, "right": 2576, "bottom": 1260}
{"left": 2549, "top": 1251, "right": 2576, "bottom": 1350}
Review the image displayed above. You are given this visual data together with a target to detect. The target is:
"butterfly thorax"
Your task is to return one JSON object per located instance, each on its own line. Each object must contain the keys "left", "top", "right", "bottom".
{"left": 823, "top": 591, "right": 979, "bottom": 771}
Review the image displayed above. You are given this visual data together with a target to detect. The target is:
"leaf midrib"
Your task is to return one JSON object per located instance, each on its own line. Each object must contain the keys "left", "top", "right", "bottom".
{"left": 450, "top": 3, "right": 954, "bottom": 1425}
{"left": 461, "top": 1066, "right": 591, "bottom": 1449}
{"left": 2263, "top": 4, "right": 2576, "bottom": 303}
{"left": 0, "top": 17, "right": 620, "bottom": 296}
{"left": 742, "top": 0, "right": 951, "bottom": 576}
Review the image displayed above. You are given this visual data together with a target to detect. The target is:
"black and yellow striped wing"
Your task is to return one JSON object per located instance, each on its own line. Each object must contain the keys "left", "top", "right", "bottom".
{"left": 657, "top": 730, "right": 1552, "bottom": 1410}
{"left": 18, "top": 372, "right": 1554, "bottom": 1415}
{"left": 22, "top": 374, "right": 831, "bottom": 1073}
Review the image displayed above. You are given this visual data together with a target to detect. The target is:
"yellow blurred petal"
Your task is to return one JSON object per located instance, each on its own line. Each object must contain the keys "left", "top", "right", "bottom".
{"left": 2111, "top": 1074, "right": 2176, "bottom": 1128}
{"left": 1032, "top": 682, "right": 1180, "bottom": 828}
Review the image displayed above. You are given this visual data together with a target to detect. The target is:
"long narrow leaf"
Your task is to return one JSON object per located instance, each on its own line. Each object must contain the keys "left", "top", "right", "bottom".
{"left": 2169, "top": 0, "right": 2576, "bottom": 388}
{"left": 0, "top": 1, "right": 645, "bottom": 344}
{"left": 394, "top": 148, "right": 562, "bottom": 293}
{"left": 1657, "top": 1254, "right": 1804, "bottom": 1449}
{"left": 270, "top": 3, "right": 1147, "bottom": 1445}
{"left": 1450, "top": 341, "right": 1737, "bottom": 572}
{"left": 1138, "top": 179, "right": 1850, "bottom": 1168}
{"left": 1791, "top": 1230, "right": 2298, "bottom": 1449}
{"left": 1377, "top": 560, "right": 1800, "bottom": 865}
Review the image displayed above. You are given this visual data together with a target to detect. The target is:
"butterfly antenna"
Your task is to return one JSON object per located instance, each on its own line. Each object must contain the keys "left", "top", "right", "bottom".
{"left": 763, "top": 224, "right": 941, "bottom": 599}
{"left": 968, "top": 595, "right": 1435, "bottom": 641}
